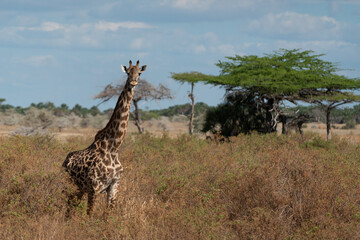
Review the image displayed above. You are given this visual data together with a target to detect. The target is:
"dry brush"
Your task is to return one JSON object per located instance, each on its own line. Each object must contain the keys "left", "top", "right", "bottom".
{"left": 0, "top": 133, "right": 359, "bottom": 239}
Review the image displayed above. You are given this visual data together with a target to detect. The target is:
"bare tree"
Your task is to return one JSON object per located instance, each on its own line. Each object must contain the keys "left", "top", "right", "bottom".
{"left": 95, "top": 79, "right": 173, "bottom": 133}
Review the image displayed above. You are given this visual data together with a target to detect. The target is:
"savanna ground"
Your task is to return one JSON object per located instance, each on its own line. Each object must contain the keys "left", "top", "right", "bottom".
{"left": 0, "top": 122, "right": 360, "bottom": 239}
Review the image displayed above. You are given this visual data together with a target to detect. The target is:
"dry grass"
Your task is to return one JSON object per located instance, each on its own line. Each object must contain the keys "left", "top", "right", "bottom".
{"left": 0, "top": 133, "right": 360, "bottom": 239}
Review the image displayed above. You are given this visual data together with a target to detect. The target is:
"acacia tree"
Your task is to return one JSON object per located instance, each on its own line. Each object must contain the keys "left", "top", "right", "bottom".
{"left": 95, "top": 79, "right": 172, "bottom": 133}
{"left": 301, "top": 92, "right": 360, "bottom": 140}
{"left": 171, "top": 72, "right": 207, "bottom": 134}
{"left": 295, "top": 58, "right": 360, "bottom": 140}
{"left": 173, "top": 49, "right": 360, "bottom": 137}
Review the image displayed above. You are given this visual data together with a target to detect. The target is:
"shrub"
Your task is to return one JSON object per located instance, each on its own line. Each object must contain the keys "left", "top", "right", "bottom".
{"left": 342, "top": 120, "right": 356, "bottom": 129}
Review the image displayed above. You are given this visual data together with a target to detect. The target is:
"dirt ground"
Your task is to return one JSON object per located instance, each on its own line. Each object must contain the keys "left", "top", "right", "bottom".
{"left": 1, "top": 121, "right": 360, "bottom": 144}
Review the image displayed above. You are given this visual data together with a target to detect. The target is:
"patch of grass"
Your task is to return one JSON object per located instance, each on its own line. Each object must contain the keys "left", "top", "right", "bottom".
{"left": 301, "top": 136, "right": 330, "bottom": 149}
{"left": 0, "top": 133, "right": 360, "bottom": 239}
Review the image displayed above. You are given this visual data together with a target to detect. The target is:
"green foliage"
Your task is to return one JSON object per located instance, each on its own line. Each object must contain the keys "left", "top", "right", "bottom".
{"left": 149, "top": 102, "right": 211, "bottom": 118}
{"left": 342, "top": 120, "right": 356, "bottom": 129}
{"left": 170, "top": 71, "right": 209, "bottom": 84}
{"left": 71, "top": 104, "right": 86, "bottom": 117}
{"left": 31, "top": 102, "right": 56, "bottom": 110}
{"left": 0, "top": 104, "right": 13, "bottom": 112}
{"left": 212, "top": 49, "right": 360, "bottom": 95}
{"left": 1, "top": 102, "right": 106, "bottom": 117}
{"left": 202, "top": 93, "right": 267, "bottom": 136}
{"left": 130, "top": 110, "right": 161, "bottom": 121}
{"left": 89, "top": 106, "right": 101, "bottom": 116}
{"left": 0, "top": 100, "right": 213, "bottom": 121}
{"left": 301, "top": 136, "right": 330, "bottom": 149}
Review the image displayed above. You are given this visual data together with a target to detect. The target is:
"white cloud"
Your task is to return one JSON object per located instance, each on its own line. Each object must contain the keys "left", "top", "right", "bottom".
{"left": 0, "top": 20, "right": 155, "bottom": 48}
{"left": 129, "top": 37, "right": 154, "bottom": 50}
{"left": 207, "top": 44, "right": 239, "bottom": 56}
{"left": 158, "top": 0, "right": 271, "bottom": 12}
{"left": 31, "top": 22, "right": 65, "bottom": 31}
{"left": 5, "top": 21, "right": 154, "bottom": 34}
{"left": 135, "top": 52, "right": 150, "bottom": 59}
{"left": 14, "top": 55, "right": 57, "bottom": 67}
{"left": 194, "top": 45, "right": 206, "bottom": 54}
{"left": 130, "top": 38, "right": 145, "bottom": 50}
{"left": 217, "top": 44, "right": 236, "bottom": 55}
{"left": 276, "top": 40, "right": 356, "bottom": 51}
{"left": 95, "top": 21, "right": 154, "bottom": 31}
{"left": 159, "top": 0, "right": 214, "bottom": 10}
{"left": 81, "top": 35, "right": 99, "bottom": 47}
{"left": 172, "top": 0, "right": 213, "bottom": 10}
{"left": 301, "top": 0, "right": 360, "bottom": 4}
{"left": 203, "top": 32, "right": 218, "bottom": 42}
{"left": 248, "top": 11, "right": 342, "bottom": 40}
{"left": 7, "top": 22, "right": 66, "bottom": 32}
{"left": 14, "top": 16, "right": 39, "bottom": 26}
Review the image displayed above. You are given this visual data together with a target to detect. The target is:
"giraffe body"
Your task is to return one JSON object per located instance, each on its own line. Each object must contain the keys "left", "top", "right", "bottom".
{"left": 63, "top": 60, "right": 146, "bottom": 215}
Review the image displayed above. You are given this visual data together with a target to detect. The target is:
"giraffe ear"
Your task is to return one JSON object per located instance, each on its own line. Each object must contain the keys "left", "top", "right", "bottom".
{"left": 140, "top": 65, "right": 147, "bottom": 73}
{"left": 121, "top": 65, "right": 127, "bottom": 73}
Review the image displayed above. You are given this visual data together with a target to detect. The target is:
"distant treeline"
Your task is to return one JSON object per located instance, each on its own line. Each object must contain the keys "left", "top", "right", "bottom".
{"left": 0, "top": 102, "right": 104, "bottom": 117}
{"left": 0, "top": 101, "right": 211, "bottom": 120}
{"left": 1, "top": 101, "right": 359, "bottom": 124}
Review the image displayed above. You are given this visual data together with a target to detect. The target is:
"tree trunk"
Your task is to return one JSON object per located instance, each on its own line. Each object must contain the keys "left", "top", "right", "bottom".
{"left": 265, "top": 98, "right": 277, "bottom": 133}
{"left": 326, "top": 107, "right": 331, "bottom": 141}
{"left": 132, "top": 100, "right": 144, "bottom": 134}
{"left": 297, "top": 122, "right": 304, "bottom": 136}
{"left": 189, "top": 82, "right": 195, "bottom": 135}
{"left": 280, "top": 115, "right": 287, "bottom": 134}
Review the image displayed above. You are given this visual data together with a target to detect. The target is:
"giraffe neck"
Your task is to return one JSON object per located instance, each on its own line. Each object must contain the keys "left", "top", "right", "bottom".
{"left": 94, "top": 81, "right": 134, "bottom": 152}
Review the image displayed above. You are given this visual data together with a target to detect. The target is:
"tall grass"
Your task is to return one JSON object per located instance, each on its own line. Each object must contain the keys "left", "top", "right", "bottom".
{"left": 0, "top": 133, "right": 359, "bottom": 239}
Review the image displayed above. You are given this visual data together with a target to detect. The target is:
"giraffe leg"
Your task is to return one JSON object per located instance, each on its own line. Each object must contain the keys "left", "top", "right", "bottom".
{"left": 87, "top": 190, "right": 97, "bottom": 216}
{"left": 65, "top": 190, "right": 84, "bottom": 218}
{"left": 102, "top": 181, "right": 119, "bottom": 219}
{"left": 106, "top": 181, "right": 120, "bottom": 209}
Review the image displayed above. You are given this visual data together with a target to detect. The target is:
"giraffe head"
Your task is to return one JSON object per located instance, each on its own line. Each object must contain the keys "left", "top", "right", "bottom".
{"left": 121, "top": 60, "right": 147, "bottom": 87}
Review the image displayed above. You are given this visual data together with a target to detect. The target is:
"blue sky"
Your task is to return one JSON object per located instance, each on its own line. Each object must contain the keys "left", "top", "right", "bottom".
{"left": 1, "top": 0, "right": 360, "bottom": 110}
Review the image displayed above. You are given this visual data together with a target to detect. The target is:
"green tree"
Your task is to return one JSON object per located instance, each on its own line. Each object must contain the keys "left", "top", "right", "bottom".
{"left": 173, "top": 49, "right": 360, "bottom": 138}
{"left": 302, "top": 92, "right": 360, "bottom": 140}
{"left": 202, "top": 92, "right": 267, "bottom": 136}
{"left": 54, "top": 103, "right": 70, "bottom": 117}
{"left": 72, "top": 104, "right": 87, "bottom": 117}
{"left": 60, "top": 103, "right": 69, "bottom": 110}
{"left": 295, "top": 56, "right": 360, "bottom": 140}
{"left": 32, "top": 102, "right": 56, "bottom": 110}
{"left": 89, "top": 106, "right": 101, "bottom": 116}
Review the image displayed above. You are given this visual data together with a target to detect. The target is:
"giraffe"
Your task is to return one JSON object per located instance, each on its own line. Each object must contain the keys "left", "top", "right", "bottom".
{"left": 62, "top": 60, "right": 147, "bottom": 216}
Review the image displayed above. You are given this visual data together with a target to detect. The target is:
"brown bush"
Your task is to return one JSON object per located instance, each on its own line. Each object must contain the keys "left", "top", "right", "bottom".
{"left": 0, "top": 133, "right": 359, "bottom": 239}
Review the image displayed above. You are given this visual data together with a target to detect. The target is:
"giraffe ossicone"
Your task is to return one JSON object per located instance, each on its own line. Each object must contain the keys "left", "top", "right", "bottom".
{"left": 63, "top": 60, "right": 147, "bottom": 216}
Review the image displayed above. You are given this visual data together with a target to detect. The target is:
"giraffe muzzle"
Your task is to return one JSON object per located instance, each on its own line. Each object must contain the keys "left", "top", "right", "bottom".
{"left": 130, "top": 81, "right": 138, "bottom": 86}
